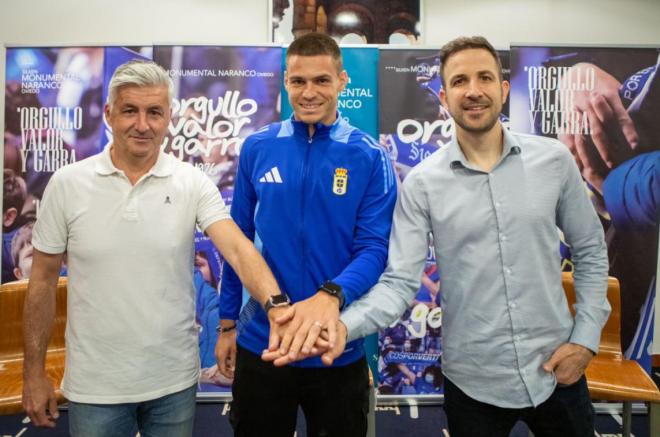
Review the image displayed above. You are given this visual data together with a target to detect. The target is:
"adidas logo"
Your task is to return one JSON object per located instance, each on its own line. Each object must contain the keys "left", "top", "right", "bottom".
{"left": 259, "top": 167, "right": 283, "bottom": 183}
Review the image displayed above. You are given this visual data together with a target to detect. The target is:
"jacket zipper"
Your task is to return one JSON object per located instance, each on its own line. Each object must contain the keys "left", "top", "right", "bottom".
{"left": 299, "top": 133, "right": 313, "bottom": 295}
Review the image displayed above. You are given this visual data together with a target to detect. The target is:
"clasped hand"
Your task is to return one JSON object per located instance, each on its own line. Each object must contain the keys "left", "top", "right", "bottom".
{"left": 261, "top": 291, "right": 347, "bottom": 366}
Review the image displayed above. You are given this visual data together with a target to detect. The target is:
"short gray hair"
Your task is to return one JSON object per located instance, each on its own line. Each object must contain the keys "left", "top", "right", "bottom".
{"left": 106, "top": 59, "right": 174, "bottom": 108}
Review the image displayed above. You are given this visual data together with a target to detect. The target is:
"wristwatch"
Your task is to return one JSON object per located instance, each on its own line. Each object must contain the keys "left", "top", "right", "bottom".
{"left": 263, "top": 294, "right": 291, "bottom": 313}
{"left": 318, "top": 281, "right": 345, "bottom": 310}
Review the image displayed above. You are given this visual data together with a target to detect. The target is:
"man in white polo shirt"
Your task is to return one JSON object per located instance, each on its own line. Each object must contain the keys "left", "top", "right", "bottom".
{"left": 21, "top": 60, "right": 287, "bottom": 437}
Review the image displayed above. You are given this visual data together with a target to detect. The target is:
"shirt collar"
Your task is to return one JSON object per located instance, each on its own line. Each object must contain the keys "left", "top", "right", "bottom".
{"left": 448, "top": 126, "right": 522, "bottom": 170}
{"left": 94, "top": 143, "right": 173, "bottom": 177}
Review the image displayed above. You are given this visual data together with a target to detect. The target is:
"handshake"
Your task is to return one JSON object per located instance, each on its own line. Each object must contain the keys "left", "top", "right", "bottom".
{"left": 215, "top": 290, "right": 348, "bottom": 378}
{"left": 262, "top": 294, "right": 348, "bottom": 366}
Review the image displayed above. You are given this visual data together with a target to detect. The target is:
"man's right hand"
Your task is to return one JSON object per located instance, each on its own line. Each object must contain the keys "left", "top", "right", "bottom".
{"left": 22, "top": 249, "right": 64, "bottom": 428}
{"left": 22, "top": 371, "right": 59, "bottom": 428}
{"left": 266, "top": 304, "right": 296, "bottom": 353}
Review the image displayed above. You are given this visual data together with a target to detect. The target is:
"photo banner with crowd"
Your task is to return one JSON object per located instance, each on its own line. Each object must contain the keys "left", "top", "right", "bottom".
{"left": 3, "top": 43, "right": 658, "bottom": 401}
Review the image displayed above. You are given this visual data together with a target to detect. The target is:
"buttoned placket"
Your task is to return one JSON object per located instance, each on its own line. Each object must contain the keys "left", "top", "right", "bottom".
{"left": 119, "top": 171, "right": 151, "bottom": 222}
{"left": 487, "top": 163, "right": 535, "bottom": 398}
{"left": 494, "top": 154, "right": 544, "bottom": 406}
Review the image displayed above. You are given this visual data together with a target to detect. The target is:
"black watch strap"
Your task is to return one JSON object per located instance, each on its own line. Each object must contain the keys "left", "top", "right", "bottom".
{"left": 319, "top": 281, "right": 345, "bottom": 310}
{"left": 264, "top": 294, "right": 291, "bottom": 313}
{"left": 216, "top": 324, "right": 236, "bottom": 334}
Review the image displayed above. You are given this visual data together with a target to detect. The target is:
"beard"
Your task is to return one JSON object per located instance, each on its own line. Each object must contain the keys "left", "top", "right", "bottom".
{"left": 447, "top": 91, "right": 504, "bottom": 134}
{"left": 453, "top": 110, "right": 500, "bottom": 134}
{"left": 452, "top": 99, "right": 502, "bottom": 134}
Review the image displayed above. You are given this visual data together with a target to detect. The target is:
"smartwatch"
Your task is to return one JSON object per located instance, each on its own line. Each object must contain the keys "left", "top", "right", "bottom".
{"left": 264, "top": 294, "right": 291, "bottom": 313}
{"left": 318, "top": 281, "right": 345, "bottom": 310}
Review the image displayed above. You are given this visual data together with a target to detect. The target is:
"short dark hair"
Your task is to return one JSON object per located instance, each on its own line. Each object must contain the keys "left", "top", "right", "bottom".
{"left": 286, "top": 32, "right": 343, "bottom": 72}
{"left": 440, "top": 36, "right": 502, "bottom": 86}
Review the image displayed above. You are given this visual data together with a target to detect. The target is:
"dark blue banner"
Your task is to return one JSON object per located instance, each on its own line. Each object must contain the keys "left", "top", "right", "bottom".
{"left": 153, "top": 45, "right": 282, "bottom": 394}
{"left": 510, "top": 45, "right": 660, "bottom": 371}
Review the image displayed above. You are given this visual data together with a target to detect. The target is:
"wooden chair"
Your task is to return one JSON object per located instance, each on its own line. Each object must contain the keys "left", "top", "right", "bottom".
{"left": 0, "top": 277, "right": 68, "bottom": 415}
{"left": 562, "top": 272, "right": 660, "bottom": 437}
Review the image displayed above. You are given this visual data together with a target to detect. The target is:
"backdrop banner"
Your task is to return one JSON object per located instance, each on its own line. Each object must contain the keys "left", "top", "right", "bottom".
{"left": 3, "top": 46, "right": 108, "bottom": 286}
{"left": 153, "top": 45, "right": 283, "bottom": 395}
{"left": 510, "top": 45, "right": 660, "bottom": 369}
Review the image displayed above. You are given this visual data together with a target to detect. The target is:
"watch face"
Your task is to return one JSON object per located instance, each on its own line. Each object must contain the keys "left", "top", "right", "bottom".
{"left": 322, "top": 281, "right": 342, "bottom": 294}
{"left": 270, "top": 294, "right": 289, "bottom": 306}
{"left": 320, "top": 281, "right": 345, "bottom": 309}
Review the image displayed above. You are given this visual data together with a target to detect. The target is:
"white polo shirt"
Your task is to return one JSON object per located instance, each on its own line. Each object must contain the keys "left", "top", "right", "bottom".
{"left": 32, "top": 145, "right": 231, "bottom": 403}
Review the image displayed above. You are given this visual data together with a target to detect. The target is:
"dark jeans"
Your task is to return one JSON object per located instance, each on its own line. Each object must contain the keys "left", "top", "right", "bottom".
{"left": 444, "top": 376, "right": 594, "bottom": 437}
{"left": 230, "top": 346, "right": 369, "bottom": 437}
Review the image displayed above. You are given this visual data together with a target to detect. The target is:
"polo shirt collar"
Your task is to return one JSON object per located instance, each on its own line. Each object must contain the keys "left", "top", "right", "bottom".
{"left": 448, "top": 126, "right": 522, "bottom": 170}
{"left": 95, "top": 143, "right": 174, "bottom": 177}
{"left": 149, "top": 150, "right": 174, "bottom": 177}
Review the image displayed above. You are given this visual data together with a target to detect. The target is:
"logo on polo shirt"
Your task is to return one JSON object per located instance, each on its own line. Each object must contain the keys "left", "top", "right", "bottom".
{"left": 165, "top": 196, "right": 172, "bottom": 204}
{"left": 259, "top": 167, "right": 283, "bottom": 184}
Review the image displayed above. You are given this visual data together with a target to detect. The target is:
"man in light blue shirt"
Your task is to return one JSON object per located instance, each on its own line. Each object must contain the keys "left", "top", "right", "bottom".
{"left": 290, "top": 36, "right": 610, "bottom": 437}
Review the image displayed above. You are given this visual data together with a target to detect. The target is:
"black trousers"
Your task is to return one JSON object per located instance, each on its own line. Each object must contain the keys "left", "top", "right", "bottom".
{"left": 230, "top": 346, "right": 370, "bottom": 437}
{"left": 444, "top": 376, "right": 595, "bottom": 437}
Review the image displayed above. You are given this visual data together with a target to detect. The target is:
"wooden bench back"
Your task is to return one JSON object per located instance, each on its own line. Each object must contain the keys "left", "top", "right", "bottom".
{"left": 0, "top": 277, "right": 67, "bottom": 363}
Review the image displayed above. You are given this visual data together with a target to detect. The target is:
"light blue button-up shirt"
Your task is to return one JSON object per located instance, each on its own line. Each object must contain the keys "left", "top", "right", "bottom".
{"left": 341, "top": 128, "right": 610, "bottom": 408}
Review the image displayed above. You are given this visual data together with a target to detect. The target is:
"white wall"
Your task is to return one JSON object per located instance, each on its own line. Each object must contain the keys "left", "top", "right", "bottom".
{"left": 425, "top": 0, "right": 660, "bottom": 48}
{"left": 3, "top": 0, "right": 660, "bottom": 47}
{"left": 2, "top": 0, "right": 660, "bottom": 123}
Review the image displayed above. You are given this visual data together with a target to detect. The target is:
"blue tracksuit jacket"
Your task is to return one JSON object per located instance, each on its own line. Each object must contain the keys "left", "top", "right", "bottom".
{"left": 219, "top": 115, "right": 397, "bottom": 367}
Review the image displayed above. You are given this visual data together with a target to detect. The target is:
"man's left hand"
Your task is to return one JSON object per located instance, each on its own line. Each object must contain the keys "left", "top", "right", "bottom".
{"left": 542, "top": 343, "right": 594, "bottom": 385}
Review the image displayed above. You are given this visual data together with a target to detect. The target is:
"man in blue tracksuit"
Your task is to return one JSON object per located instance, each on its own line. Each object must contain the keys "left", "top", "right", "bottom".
{"left": 216, "top": 33, "right": 397, "bottom": 437}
